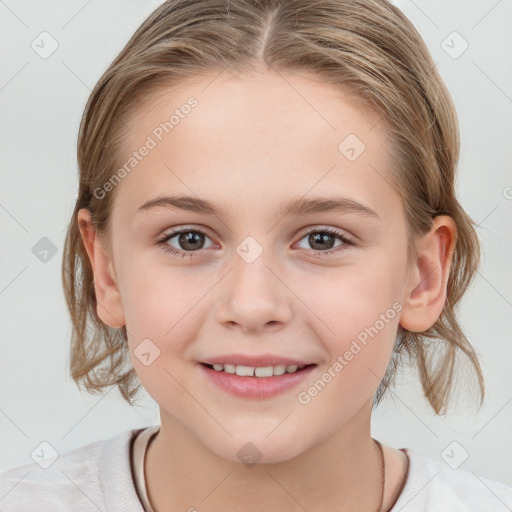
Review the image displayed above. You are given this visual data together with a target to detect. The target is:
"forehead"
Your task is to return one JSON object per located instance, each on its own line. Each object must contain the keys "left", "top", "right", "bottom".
{"left": 113, "top": 68, "right": 400, "bottom": 223}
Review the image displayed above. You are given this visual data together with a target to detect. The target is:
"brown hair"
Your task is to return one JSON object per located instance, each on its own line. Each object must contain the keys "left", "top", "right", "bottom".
{"left": 62, "top": 0, "right": 484, "bottom": 415}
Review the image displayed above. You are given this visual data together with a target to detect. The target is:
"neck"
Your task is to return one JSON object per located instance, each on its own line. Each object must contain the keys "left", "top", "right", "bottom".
{"left": 145, "top": 398, "right": 383, "bottom": 512}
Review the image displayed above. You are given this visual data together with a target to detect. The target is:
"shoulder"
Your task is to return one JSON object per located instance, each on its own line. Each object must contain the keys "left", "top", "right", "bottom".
{"left": 391, "top": 447, "right": 512, "bottom": 512}
{"left": 0, "top": 427, "right": 150, "bottom": 512}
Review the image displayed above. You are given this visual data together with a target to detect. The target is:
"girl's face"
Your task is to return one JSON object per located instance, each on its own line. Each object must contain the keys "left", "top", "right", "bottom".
{"left": 100, "top": 68, "right": 416, "bottom": 463}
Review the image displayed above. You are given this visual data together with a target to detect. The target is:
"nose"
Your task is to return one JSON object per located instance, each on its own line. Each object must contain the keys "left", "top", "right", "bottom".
{"left": 215, "top": 247, "right": 293, "bottom": 333}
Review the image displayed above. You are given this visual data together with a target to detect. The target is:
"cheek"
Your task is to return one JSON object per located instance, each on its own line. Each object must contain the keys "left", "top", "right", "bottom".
{"left": 120, "top": 264, "right": 202, "bottom": 382}
{"left": 301, "top": 254, "right": 403, "bottom": 334}
{"left": 120, "top": 256, "right": 199, "bottom": 334}
{"left": 298, "top": 256, "right": 403, "bottom": 381}
{"left": 123, "top": 279, "right": 199, "bottom": 409}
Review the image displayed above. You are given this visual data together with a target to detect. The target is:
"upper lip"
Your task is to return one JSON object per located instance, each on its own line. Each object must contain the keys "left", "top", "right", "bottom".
{"left": 200, "top": 353, "right": 315, "bottom": 367}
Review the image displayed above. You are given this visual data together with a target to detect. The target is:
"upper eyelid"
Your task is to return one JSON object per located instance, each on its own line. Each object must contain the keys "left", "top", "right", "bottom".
{"left": 159, "top": 225, "right": 214, "bottom": 242}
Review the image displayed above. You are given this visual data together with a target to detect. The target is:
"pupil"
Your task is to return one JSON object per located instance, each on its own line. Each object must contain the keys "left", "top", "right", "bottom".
{"left": 179, "top": 232, "right": 204, "bottom": 250}
{"left": 310, "top": 232, "right": 334, "bottom": 250}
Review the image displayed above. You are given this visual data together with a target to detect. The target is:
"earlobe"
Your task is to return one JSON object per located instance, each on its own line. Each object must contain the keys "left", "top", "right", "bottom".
{"left": 399, "top": 216, "right": 457, "bottom": 333}
{"left": 77, "top": 208, "right": 126, "bottom": 329}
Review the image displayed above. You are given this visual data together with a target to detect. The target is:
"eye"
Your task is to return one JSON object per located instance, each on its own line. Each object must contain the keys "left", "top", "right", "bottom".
{"left": 295, "top": 227, "right": 353, "bottom": 256}
{"left": 156, "top": 226, "right": 354, "bottom": 259}
{"left": 157, "top": 227, "right": 214, "bottom": 258}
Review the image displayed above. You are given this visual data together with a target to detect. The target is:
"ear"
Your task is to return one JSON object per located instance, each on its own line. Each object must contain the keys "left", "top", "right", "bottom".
{"left": 399, "top": 215, "right": 457, "bottom": 332}
{"left": 77, "top": 208, "right": 126, "bottom": 328}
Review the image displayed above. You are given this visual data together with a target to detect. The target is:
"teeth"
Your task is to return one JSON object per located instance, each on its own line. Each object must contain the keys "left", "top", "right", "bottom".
{"left": 209, "top": 363, "right": 307, "bottom": 377}
{"left": 235, "top": 365, "right": 254, "bottom": 377}
{"left": 224, "top": 364, "right": 236, "bottom": 374}
{"left": 273, "top": 365, "right": 287, "bottom": 375}
{"left": 255, "top": 366, "right": 273, "bottom": 377}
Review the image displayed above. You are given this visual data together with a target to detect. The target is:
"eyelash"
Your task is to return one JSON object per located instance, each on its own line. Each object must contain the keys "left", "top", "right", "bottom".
{"left": 156, "top": 226, "right": 354, "bottom": 259}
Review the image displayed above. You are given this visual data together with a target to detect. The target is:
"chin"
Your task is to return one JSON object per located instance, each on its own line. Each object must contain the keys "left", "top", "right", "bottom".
{"left": 206, "top": 433, "right": 310, "bottom": 467}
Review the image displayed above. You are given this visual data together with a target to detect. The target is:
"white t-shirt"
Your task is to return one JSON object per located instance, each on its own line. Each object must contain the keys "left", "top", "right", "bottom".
{"left": 1, "top": 425, "right": 512, "bottom": 511}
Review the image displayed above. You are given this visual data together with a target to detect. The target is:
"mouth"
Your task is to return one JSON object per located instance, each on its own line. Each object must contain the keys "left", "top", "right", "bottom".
{"left": 200, "top": 362, "right": 316, "bottom": 377}
{"left": 198, "top": 362, "right": 318, "bottom": 399}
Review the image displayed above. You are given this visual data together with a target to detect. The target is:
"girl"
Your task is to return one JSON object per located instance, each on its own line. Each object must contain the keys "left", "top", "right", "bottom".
{"left": 1, "top": 0, "right": 511, "bottom": 510}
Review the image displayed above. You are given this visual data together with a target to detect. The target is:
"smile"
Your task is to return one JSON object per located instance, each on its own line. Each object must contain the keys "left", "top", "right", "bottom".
{"left": 204, "top": 363, "right": 308, "bottom": 377}
{"left": 199, "top": 362, "right": 317, "bottom": 399}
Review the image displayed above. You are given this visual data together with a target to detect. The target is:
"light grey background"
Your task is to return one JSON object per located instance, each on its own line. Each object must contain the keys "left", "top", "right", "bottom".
{"left": 1, "top": 0, "right": 511, "bottom": 490}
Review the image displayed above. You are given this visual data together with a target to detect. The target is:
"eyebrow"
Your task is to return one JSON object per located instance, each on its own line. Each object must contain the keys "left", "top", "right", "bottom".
{"left": 136, "top": 195, "right": 380, "bottom": 219}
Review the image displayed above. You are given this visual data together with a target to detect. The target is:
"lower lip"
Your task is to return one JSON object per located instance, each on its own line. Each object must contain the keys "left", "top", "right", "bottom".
{"left": 198, "top": 363, "right": 317, "bottom": 399}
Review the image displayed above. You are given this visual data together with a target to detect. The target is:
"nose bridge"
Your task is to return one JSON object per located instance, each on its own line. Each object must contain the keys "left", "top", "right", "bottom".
{"left": 217, "top": 234, "right": 292, "bottom": 330}
{"left": 232, "top": 234, "right": 281, "bottom": 303}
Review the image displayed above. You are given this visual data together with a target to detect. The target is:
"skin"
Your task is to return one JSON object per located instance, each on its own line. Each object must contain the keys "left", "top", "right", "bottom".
{"left": 78, "top": 67, "right": 456, "bottom": 512}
